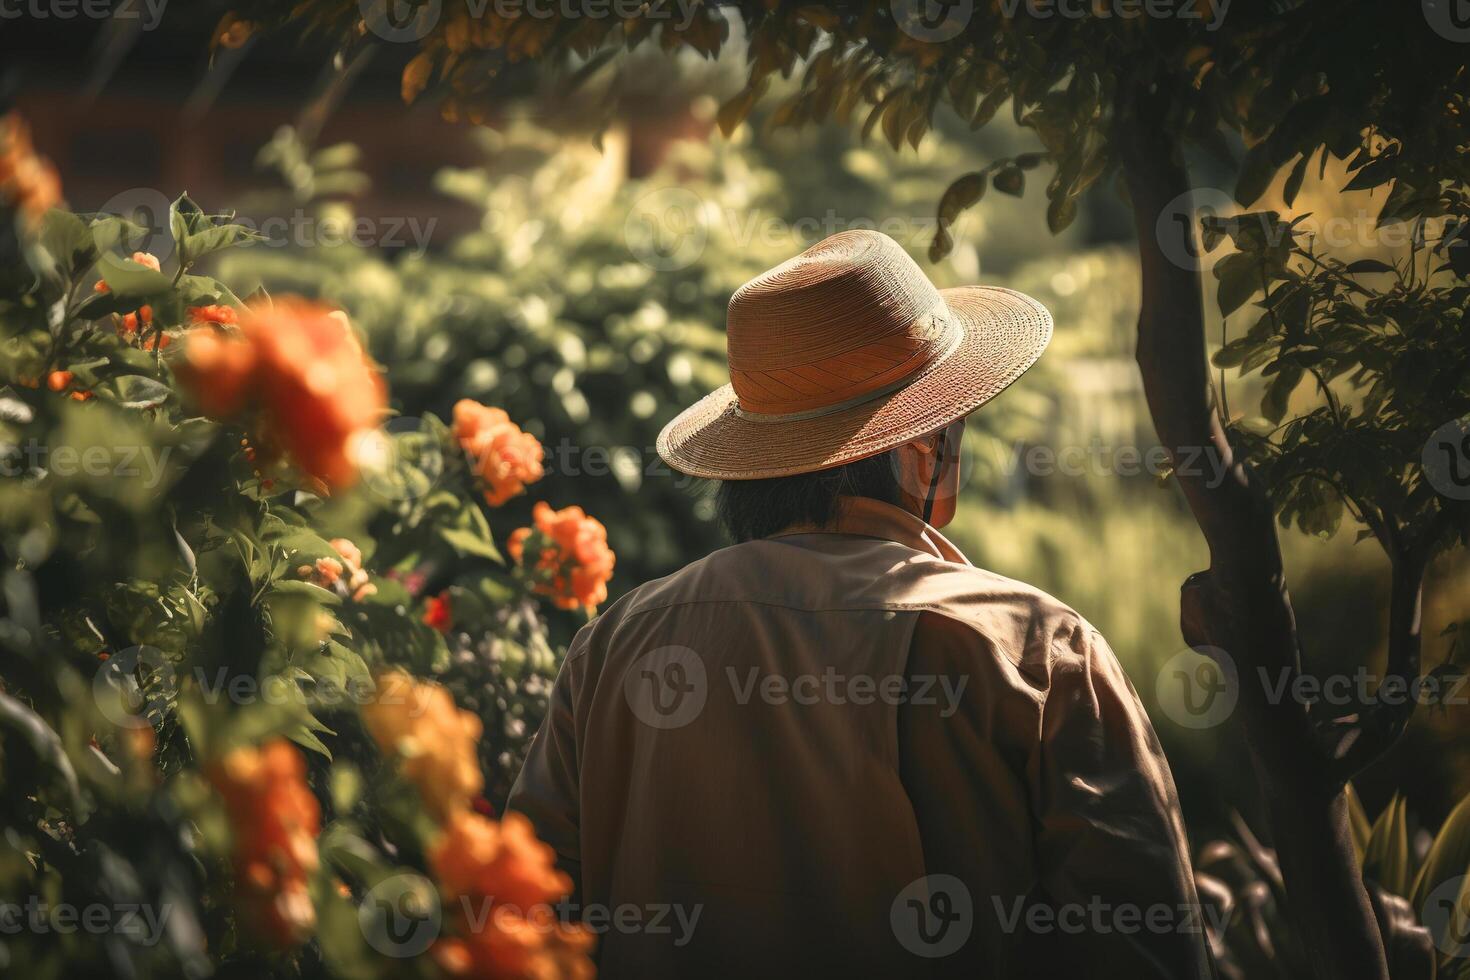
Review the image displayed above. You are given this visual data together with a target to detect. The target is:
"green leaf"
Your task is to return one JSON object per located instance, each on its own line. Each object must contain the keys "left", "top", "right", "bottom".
{"left": 94, "top": 252, "right": 172, "bottom": 297}
{"left": 1282, "top": 153, "right": 1310, "bottom": 207}
{"left": 111, "top": 375, "right": 173, "bottom": 410}
{"left": 937, "top": 173, "right": 986, "bottom": 227}
{"left": 992, "top": 165, "right": 1025, "bottom": 197}
{"left": 1215, "top": 252, "right": 1262, "bottom": 318}
{"left": 269, "top": 579, "right": 344, "bottom": 606}
{"left": 1046, "top": 194, "right": 1077, "bottom": 235}
{"left": 1343, "top": 259, "right": 1395, "bottom": 275}
{"left": 1363, "top": 794, "right": 1411, "bottom": 897}
{"left": 1261, "top": 366, "right": 1303, "bottom": 423}
{"left": 1410, "top": 793, "right": 1470, "bottom": 911}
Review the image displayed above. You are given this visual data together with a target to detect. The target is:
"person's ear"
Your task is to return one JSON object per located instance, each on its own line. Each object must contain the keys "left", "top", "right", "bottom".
{"left": 906, "top": 432, "right": 943, "bottom": 458}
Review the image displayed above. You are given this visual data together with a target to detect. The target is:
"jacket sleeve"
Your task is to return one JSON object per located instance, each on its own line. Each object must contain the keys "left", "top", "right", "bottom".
{"left": 899, "top": 612, "right": 1212, "bottom": 980}
{"left": 505, "top": 630, "right": 587, "bottom": 893}
{"left": 1023, "top": 623, "right": 1212, "bottom": 979}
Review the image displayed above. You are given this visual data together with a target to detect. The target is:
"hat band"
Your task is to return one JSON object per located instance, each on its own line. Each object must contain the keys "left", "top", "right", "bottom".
{"left": 731, "top": 315, "right": 964, "bottom": 423}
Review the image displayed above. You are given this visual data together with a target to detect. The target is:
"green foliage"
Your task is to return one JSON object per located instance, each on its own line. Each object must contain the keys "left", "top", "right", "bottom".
{"left": 1206, "top": 207, "right": 1470, "bottom": 556}
{"left": 0, "top": 194, "right": 575, "bottom": 976}
{"left": 1201, "top": 792, "right": 1470, "bottom": 979}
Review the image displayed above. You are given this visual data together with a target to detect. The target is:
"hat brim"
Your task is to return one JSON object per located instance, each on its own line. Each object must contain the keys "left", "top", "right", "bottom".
{"left": 656, "top": 285, "right": 1052, "bottom": 480}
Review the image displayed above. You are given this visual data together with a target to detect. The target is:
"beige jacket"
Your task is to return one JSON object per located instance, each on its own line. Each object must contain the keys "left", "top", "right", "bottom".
{"left": 508, "top": 497, "right": 1211, "bottom": 979}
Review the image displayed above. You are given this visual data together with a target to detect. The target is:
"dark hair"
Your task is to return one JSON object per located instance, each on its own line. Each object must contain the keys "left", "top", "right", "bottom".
{"left": 713, "top": 451, "right": 902, "bottom": 543}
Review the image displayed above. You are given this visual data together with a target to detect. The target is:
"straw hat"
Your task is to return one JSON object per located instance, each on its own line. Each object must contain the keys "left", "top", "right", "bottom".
{"left": 656, "top": 230, "right": 1052, "bottom": 480}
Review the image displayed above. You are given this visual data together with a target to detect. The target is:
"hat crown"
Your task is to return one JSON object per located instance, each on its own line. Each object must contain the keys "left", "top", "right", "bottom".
{"left": 725, "top": 231, "right": 953, "bottom": 417}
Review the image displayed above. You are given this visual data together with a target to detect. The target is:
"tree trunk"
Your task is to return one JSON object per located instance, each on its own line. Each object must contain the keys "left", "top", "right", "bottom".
{"left": 1116, "top": 101, "right": 1392, "bottom": 980}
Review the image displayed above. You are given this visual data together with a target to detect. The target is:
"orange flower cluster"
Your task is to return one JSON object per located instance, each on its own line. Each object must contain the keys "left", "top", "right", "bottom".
{"left": 46, "top": 370, "right": 92, "bottom": 401}
{"left": 508, "top": 502, "right": 616, "bottom": 613}
{"left": 0, "top": 113, "right": 61, "bottom": 229}
{"left": 94, "top": 251, "right": 165, "bottom": 342}
{"left": 360, "top": 669, "right": 593, "bottom": 977}
{"left": 299, "top": 537, "right": 377, "bottom": 602}
{"left": 428, "top": 811, "right": 594, "bottom": 980}
{"left": 453, "top": 400, "right": 544, "bottom": 507}
{"left": 177, "top": 299, "right": 387, "bottom": 489}
{"left": 207, "top": 740, "right": 321, "bottom": 948}
{"left": 360, "top": 670, "right": 483, "bottom": 821}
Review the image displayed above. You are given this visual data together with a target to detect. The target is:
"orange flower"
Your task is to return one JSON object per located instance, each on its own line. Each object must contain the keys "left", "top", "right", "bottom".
{"left": 189, "top": 304, "right": 238, "bottom": 327}
{"left": 0, "top": 113, "right": 62, "bottom": 229}
{"left": 423, "top": 592, "right": 453, "bottom": 632}
{"left": 46, "top": 370, "right": 73, "bottom": 392}
{"left": 360, "top": 670, "right": 483, "bottom": 821}
{"left": 176, "top": 300, "right": 387, "bottom": 489}
{"left": 428, "top": 811, "right": 595, "bottom": 980}
{"left": 207, "top": 739, "right": 321, "bottom": 949}
{"left": 453, "top": 400, "right": 544, "bottom": 506}
{"left": 507, "top": 502, "right": 615, "bottom": 613}
{"left": 95, "top": 251, "right": 162, "bottom": 294}
{"left": 298, "top": 537, "right": 376, "bottom": 600}
{"left": 177, "top": 327, "right": 256, "bottom": 417}
{"left": 213, "top": 12, "right": 256, "bottom": 49}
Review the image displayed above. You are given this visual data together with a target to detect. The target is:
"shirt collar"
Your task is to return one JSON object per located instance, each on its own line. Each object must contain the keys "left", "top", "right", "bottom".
{"left": 766, "top": 496, "right": 973, "bottom": 566}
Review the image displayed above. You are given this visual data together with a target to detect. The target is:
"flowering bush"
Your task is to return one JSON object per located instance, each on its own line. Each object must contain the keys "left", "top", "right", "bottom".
{"left": 0, "top": 146, "right": 609, "bottom": 977}
{"left": 509, "top": 502, "right": 616, "bottom": 613}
